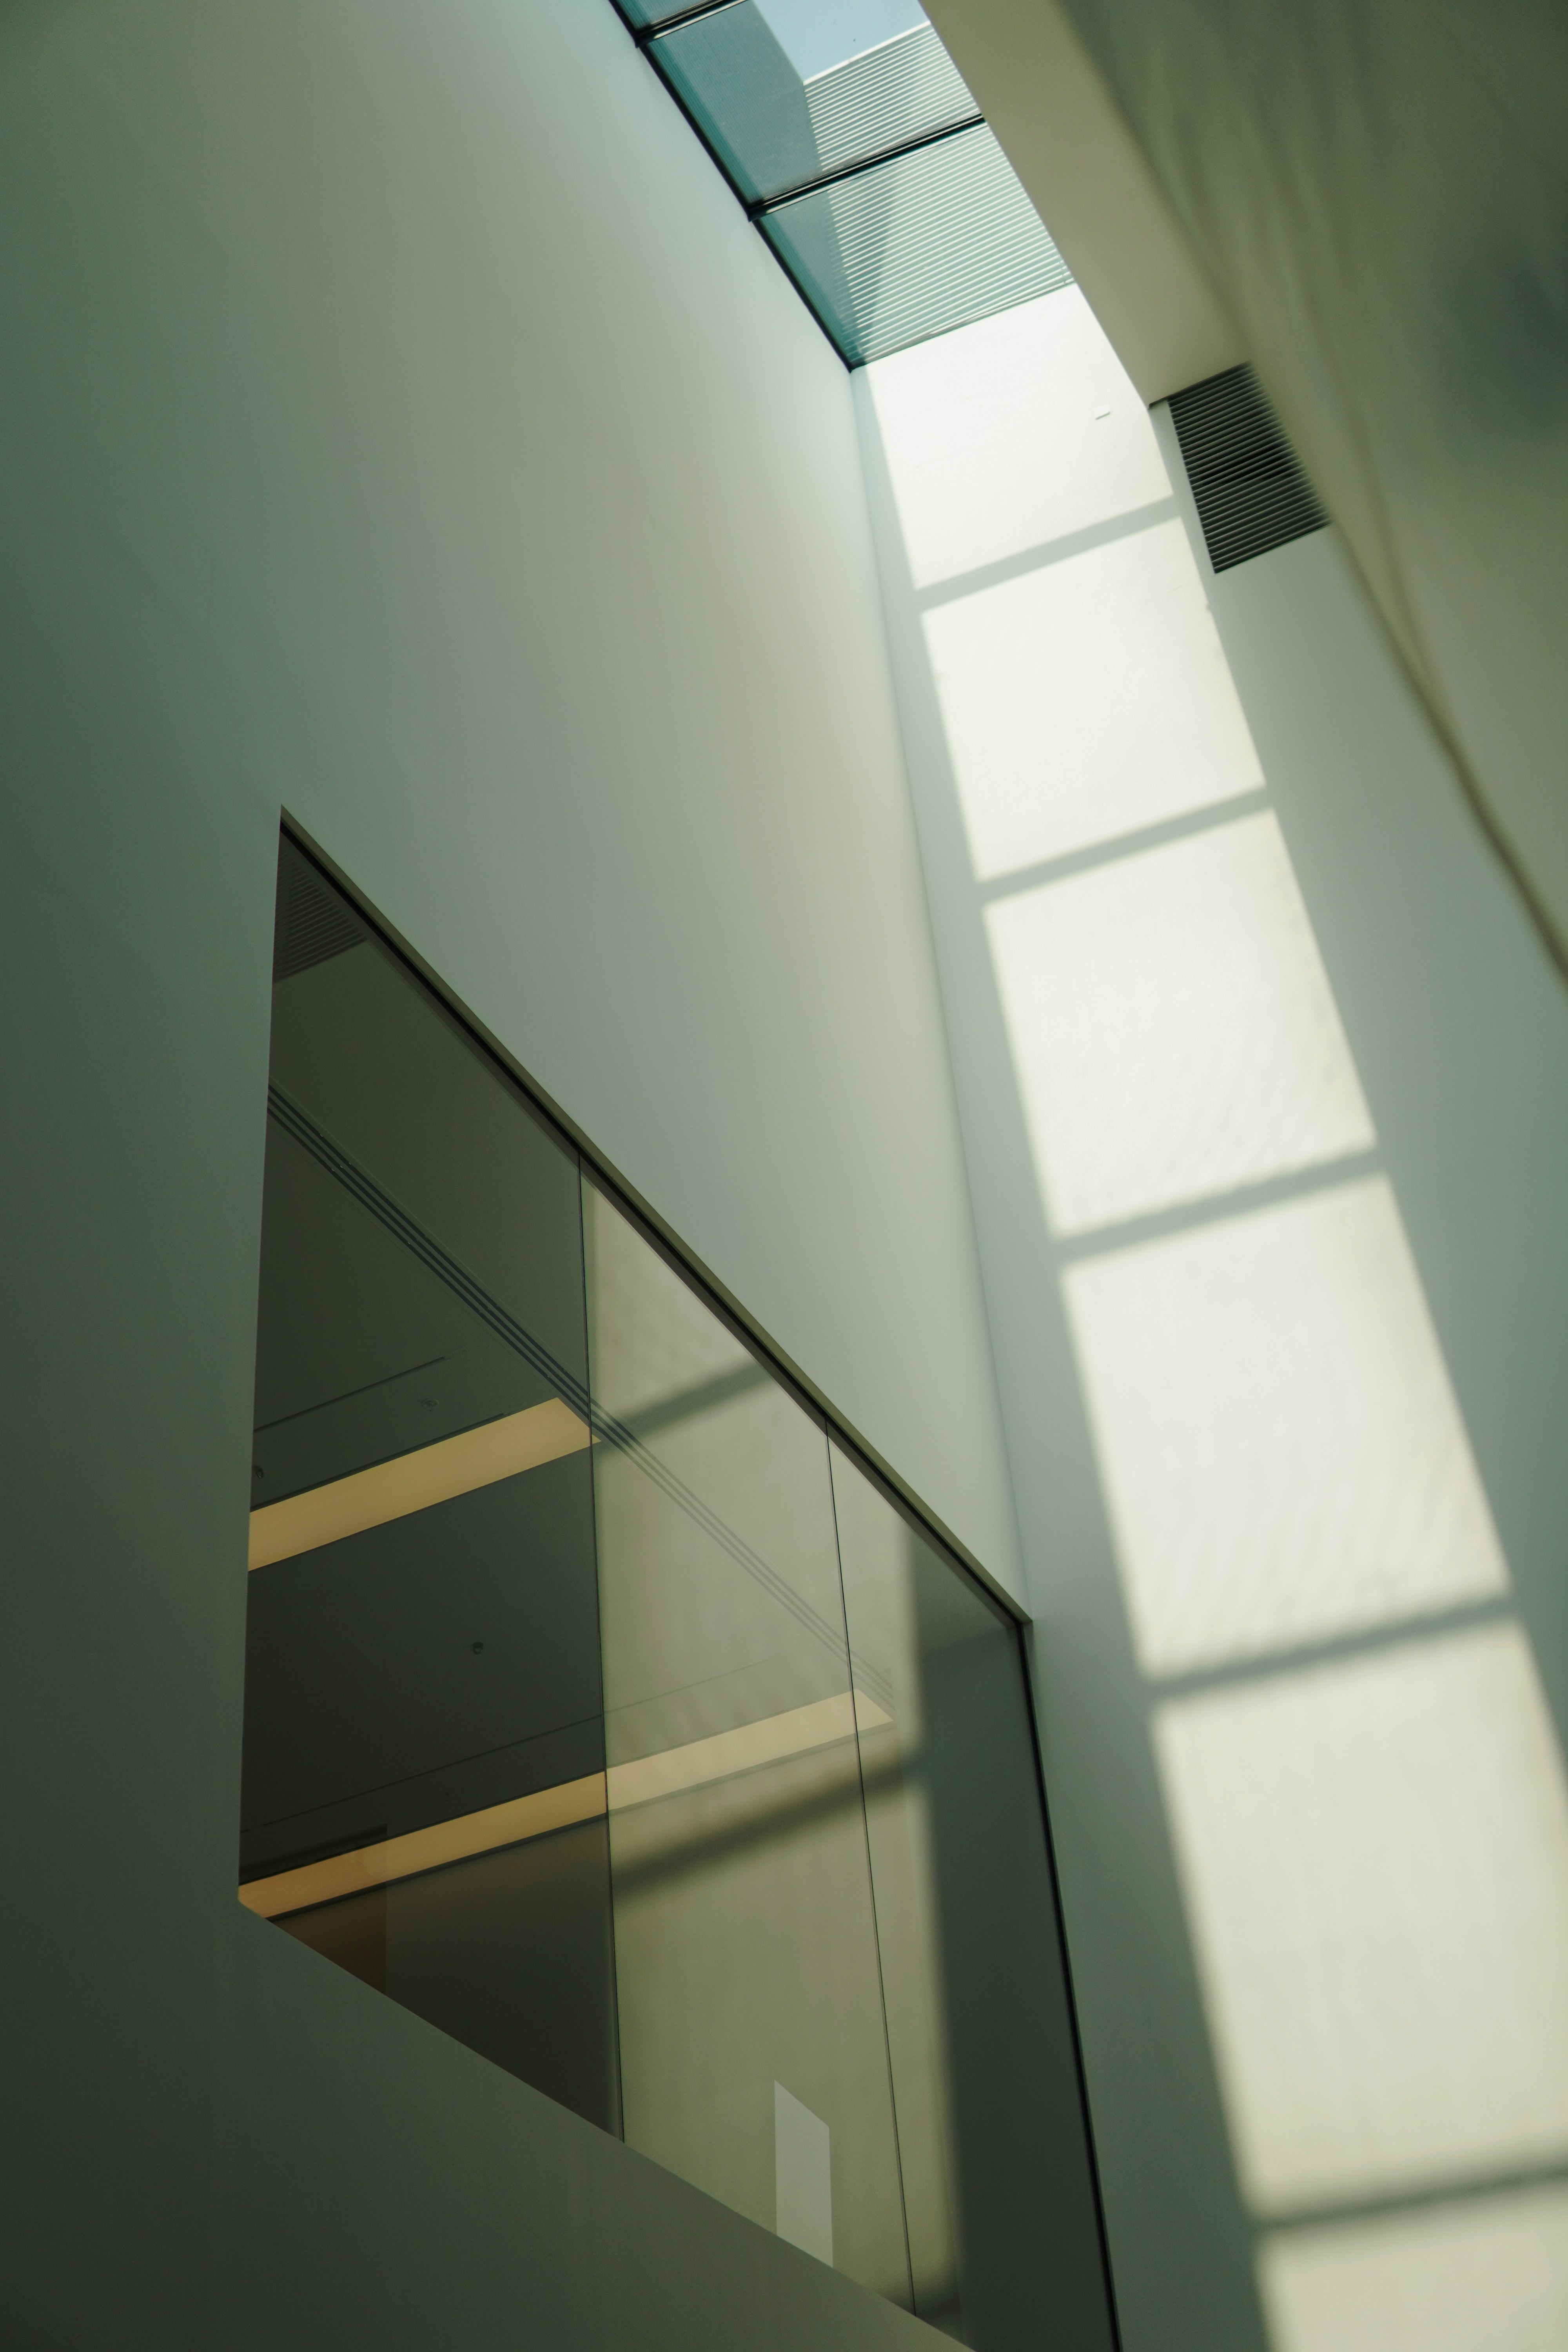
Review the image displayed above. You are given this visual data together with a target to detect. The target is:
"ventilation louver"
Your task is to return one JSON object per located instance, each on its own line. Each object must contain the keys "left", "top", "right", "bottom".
{"left": 1167, "top": 364, "right": 1327, "bottom": 572}
{"left": 272, "top": 838, "right": 366, "bottom": 983}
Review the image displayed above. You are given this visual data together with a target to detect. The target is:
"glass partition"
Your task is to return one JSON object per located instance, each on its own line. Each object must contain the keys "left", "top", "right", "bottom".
{"left": 584, "top": 1181, "right": 910, "bottom": 2303}
{"left": 240, "top": 838, "right": 1113, "bottom": 2347}
{"left": 241, "top": 840, "right": 615, "bottom": 2127}
{"left": 831, "top": 1446, "right": 1114, "bottom": 2347}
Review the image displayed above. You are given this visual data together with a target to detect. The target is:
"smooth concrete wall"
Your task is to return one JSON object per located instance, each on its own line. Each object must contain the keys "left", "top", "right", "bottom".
{"left": 0, "top": 2, "right": 1018, "bottom": 2342}
{"left": 1052, "top": 0, "right": 1568, "bottom": 973}
{"left": 0, "top": 0, "right": 1018, "bottom": 1599}
{"left": 857, "top": 288, "right": 1568, "bottom": 2352}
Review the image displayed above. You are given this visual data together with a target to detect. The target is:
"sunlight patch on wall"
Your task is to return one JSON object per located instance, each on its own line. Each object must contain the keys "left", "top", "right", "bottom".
{"left": 860, "top": 279, "right": 1563, "bottom": 2346}
{"left": 1154, "top": 1626, "right": 1568, "bottom": 2215}
{"left": 926, "top": 519, "right": 1263, "bottom": 877}
{"left": 1257, "top": 2183, "right": 1568, "bottom": 2352}
{"left": 987, "top": 814, "right": 1375, "bottom": 1238}
{"left": 1062, "top": 1180, "right": 1507, "bottom": 1675}
{"left": 866, "top": 286, "right": 1171, "bottom": 588}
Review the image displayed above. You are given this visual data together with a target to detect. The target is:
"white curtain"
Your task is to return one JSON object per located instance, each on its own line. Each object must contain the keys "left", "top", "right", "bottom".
{"left": 1051, "top": 0, "right": 1568, "bottom": 979}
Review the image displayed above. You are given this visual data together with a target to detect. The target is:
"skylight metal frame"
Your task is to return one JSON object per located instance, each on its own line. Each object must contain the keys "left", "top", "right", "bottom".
{"left": 747, "top": 108, "right": 984, "bottom": 220}
{"left": 625, "top": 0, "right": 742, "bottom": 40}
{"left": 606, "top": 0, "right": 993, "bottom": 364}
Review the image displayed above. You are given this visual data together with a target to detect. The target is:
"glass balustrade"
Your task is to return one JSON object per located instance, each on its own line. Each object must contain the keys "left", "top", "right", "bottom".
{"left": 238, "top": 833, "right": 1109, "bottom": 2345}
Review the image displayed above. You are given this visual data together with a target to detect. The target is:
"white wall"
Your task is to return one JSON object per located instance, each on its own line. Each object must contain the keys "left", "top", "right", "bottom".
{"left": 0, "top": 0, "right": 1017, "bottom": 1595}
{"left": 1048, "top": 0, "right": 1568, "bottom": 970}
{"left": 857, "top": 285, "right": 1568, "bottom": 2352}
{"left": 0, "top": 2, "right": 1019, "bottom": 2341}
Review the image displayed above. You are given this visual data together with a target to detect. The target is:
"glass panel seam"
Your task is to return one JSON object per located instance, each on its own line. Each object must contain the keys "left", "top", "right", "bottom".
{"left": 748, "top": 111, "right": 985, "bottom": 218}
{"left": 276, "top": 819, "right": 1022, "bottom": 1628}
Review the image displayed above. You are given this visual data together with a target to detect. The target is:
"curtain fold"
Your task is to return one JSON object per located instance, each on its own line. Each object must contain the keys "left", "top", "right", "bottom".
{"left": 1047, "top": 0, "right": 1568, "bottom": 979}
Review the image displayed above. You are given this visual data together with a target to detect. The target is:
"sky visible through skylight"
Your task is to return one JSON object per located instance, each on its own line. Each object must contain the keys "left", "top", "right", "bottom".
{"left": 754, "top": 0, "right": 928, "bottom": 82}
{"left": 618, "top": 0, "right": 1071, "bottom": 363}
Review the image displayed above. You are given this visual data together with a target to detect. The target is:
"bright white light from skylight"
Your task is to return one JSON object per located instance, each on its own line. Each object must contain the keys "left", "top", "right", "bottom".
{"left": 927, "top": 518, "right": 1263, "bottom": 875}
{"left": 986, "top": 813, "right": 1375, "bottom": 1236}
{"left": 1258, "top": 2184, "right": 1568, "bottom": 2352}
{"left": 868, "top": 289, "right": 1172, "bottom": 587}
{"left": 1063, "top": 1179, "right": 1508, "bottom": 1674}
{"left": 1155, "top": 1625, "right": 1568, "bottom": 2213}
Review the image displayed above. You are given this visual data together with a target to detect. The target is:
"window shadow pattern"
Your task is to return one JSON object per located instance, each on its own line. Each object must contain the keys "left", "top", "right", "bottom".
{"left": 238, "top": 835, "right": 1115, "bottom": 2348}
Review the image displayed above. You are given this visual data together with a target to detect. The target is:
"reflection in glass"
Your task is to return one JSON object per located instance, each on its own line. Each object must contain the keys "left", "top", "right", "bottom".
{"left": 1258, "top": 2183, "right": 1568, "bottom": 2352}
{"left": 831, "top": 1447, "right": 1116, "bottom": 2350}
{"left": 584, "top": 1181, "right": 911, "bottom": 2303}
{"left": 240, "top": 840, "right": 616, "bottom": 2128}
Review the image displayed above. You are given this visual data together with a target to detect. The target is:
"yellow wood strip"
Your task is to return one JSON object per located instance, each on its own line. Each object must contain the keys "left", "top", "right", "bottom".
{"left": 606, "top": 1690, "right": 889, "bottom": 1809}
{"left": 239, "top": 1771, "right": 608, "bottom": 1918}
{"left": 248, "top": 1396, "right": 590, "bottom": 1570}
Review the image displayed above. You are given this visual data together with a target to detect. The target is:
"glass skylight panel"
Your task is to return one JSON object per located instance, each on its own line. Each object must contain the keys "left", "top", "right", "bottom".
{"left": 802, "top": 19, "right": 973, "bottom": 174}
{"left": 613, "top": 0, "right": 1072, "bottom": 363}
{"left": 649, "top": 6, "right": 976, "bottom": 204}
{"left": 621, "top": 0, "right": 927, "bottom": 64}
{"left": 762, "top": 125, "right": 1071, "bottom": 365}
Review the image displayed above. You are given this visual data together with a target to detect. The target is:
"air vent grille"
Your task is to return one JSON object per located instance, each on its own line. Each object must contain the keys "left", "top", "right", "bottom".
{"left": 273, "top": 839, "right": 366, "bottom": 983}
{"left": 1167, "top": 363, "right": 1327, "bottom": 572}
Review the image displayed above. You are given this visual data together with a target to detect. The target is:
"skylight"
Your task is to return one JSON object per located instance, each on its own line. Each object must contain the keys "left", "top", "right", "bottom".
{"left": 612, "top": 0, "right": 1073, "bottom": 364}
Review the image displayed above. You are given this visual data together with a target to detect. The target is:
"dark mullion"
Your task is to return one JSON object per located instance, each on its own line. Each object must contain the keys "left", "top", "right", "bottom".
{"left": 748, "top": 110, "right": 984, "bottom": 216}
{"left": 624, "top": 0, "right": 742, "bottom": 45}
{"left": 611, "top": 7, "right": 765, "bottom": 227}
{"left": 605, "top": 0, "right": 984, "bottom": 371}
{"left": 614, "top": 2, "right": 852, "bottom": 362}
{"left": 753, "top": 213, "right": 861, "bottom": 367}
